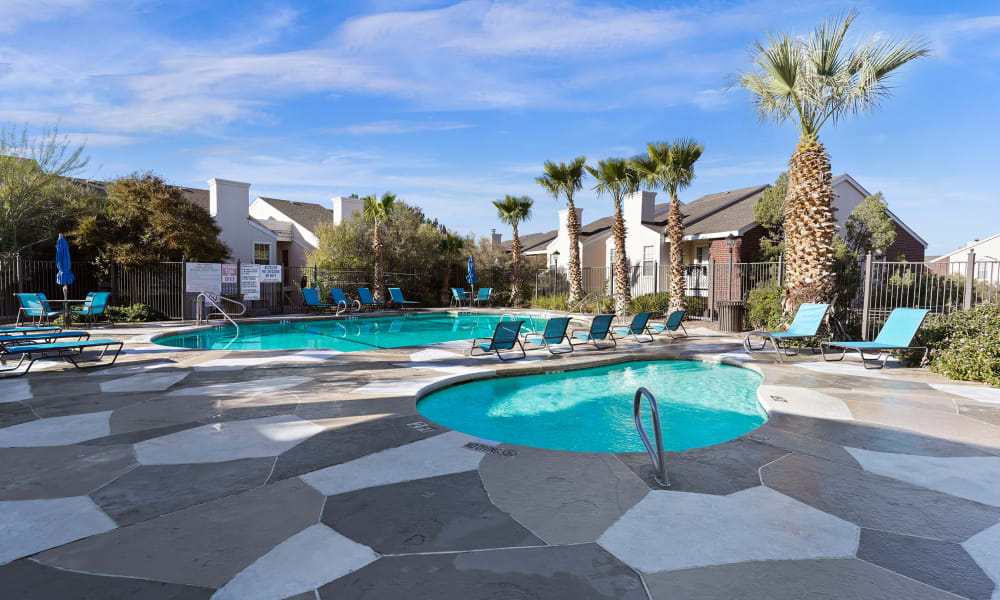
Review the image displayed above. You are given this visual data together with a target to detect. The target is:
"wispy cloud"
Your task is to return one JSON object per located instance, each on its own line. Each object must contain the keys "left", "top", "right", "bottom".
{"left": 330, "top": 120, "right": 471, "bottom": 135}
{"left": 0, "top": 0, "right": 93, "bottom": 33}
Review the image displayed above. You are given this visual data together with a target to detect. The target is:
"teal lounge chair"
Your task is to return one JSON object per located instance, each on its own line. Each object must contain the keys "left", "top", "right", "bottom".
{"left": 649, "top": 310, "right": 688, "bottom": 338}
{"left": 0, "top": 326, "right": 61, "bottom": 336}
{"left": 450, "top": 288, "right": 469, "bottom": 307}
{"left": 329, "top": 288, "right": 360, "bottom": 313}
{"left": 388, "top": 287, "right": 419, "bottom": 309}
{"left": 357, "top": 288, "right": 384, "bottom": 311}
{"left": 522, "top": 317, "right": 573, "bottom": 355}
{"left": 570, "top": 314, "right": 617, "bottom": 350}
{"left": 1, "top": 336, "right": 121, "bottom": 378}
{"left": 1, "top": 331, "right": 89, "bottom": 352}
{"left": 302, "top": 288, "right": 336, "bottom": 312}
{"left": 612, "top": 312, "right": 655, "bottom": 343}
{"left": 471, "top": 320, "right": 526, "bottom": 361}
{"left": 15, "top": 293, "right": 61, "bottom": 326}
{"left": 472, "top": 288, "right": 492, "bottom": 307}
{"left": 743, "top": 303, "right": 830, "bottom": 363}
{"left": 72, "top": 292, "right": 112, "bottom": 326}
{"left": 821, "top": 308, "right": 929, "bottom": 369}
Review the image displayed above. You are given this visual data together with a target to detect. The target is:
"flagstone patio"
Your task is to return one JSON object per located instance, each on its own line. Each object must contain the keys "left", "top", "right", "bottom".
{"left": 1, "top": 314, "right": 999, "bottom": 599}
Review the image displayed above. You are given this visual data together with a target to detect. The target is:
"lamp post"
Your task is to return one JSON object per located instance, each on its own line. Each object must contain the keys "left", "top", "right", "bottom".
{"left": 724, "top": 234, "right": 738, "bottom": 301}
{"left": 551, "top": 250, "right": 560, "bottom": 270}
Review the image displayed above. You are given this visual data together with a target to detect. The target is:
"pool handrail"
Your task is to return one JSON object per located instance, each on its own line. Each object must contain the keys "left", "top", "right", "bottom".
{"left": 633, "top": 387, "right": 669, "bottom": 488}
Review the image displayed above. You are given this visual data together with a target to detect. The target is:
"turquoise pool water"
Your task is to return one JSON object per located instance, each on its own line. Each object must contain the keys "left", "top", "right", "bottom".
{"left": 418, "top": 360, "right": 765, "bottom": 453}
{"left": 153, "top": 312, "right": 544, "bottom": 352}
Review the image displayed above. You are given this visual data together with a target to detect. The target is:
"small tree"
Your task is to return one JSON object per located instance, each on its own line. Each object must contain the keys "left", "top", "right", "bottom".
{"left": 69, "top": 172, "right": 229, "bottom": 267}
{"left": 845, "top": 192, "right": 897, "bottom": 258}
{"left": 493, "top": 195, "right": 533, "bottom": 307}
{"left": 363, "top": 192, "right": 396, "bottom": 302}
{"left": 0, "top": 123, "right": 88, "bottom": 255}
{"left": 753, "top": 172, "right": 788, "bottom": 261}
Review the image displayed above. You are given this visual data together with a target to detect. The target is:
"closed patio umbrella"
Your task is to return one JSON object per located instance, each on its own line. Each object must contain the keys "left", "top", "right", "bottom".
{"left": 466, "top": 256, "right": 477, "bottom": 299}
{"left": 56, "top": 234, "right": 74, "bottom": 322}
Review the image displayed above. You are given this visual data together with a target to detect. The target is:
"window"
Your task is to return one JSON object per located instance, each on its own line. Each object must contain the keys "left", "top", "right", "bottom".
{"left": 609, "top": 248, "right": 616, "bottom": 266}
{"left": 253, "top": 243, "right": 271, "bottom": 265}
{"left": 695, "top": 245, "right": 709, "bottom": 264}
{"left": 642, "top": 245, "right": 655, "bottom": 276}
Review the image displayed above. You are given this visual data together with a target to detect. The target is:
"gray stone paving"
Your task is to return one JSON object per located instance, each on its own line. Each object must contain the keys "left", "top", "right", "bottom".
{"left": 1, "top": 312, "right": 999, "bottom": 599}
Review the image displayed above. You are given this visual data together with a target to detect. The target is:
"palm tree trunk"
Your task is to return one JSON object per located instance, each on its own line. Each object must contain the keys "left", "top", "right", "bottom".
{"left": 566, "top": 199, "right": 583, "bottom": 306}
{"left": 783, "top": 136, "right": 836, "bottom": 315}
{"left": 509, "top": 225, "right": 522, "bottom": 307}
{"left": 667, "top": 196, "right": 686, "bottom": 312}
{"left": 612, "top": 202, "right": 629, "bottom": 315}
{"left": 372, "top": 224, "right": 385, "bottom": 302}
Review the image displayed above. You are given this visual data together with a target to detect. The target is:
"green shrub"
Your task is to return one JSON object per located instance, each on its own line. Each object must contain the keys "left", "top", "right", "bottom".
{"left": 105, "top": 303, "right": 167, "bottom": 323}
{"left": 530, "top": 294, "right": 569, "bottom": 311}
{"left": 628, "top": 292, "right": 670, "bottom": 316}
{"left": 746, "top": 286, "right": 784, "bottom": 330}
{"left": 685, "top": 296, "right": 706, "bottom": 317}
{"left": 918, "top": 304, "right": 1000, "bottom": 385}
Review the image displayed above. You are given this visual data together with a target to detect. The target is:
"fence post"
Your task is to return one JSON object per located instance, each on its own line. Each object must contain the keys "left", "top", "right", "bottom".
{"left": 654, "top": 261, "right": 659, "bottom": 294}
{"left": 313, "top": 264, "right": 318, "bottom": 286}
{"left": 180, "top": 258, "right": 187, "bottom": 321}
{"left": 110, "top": 262, "right": 119, "bottom": 305}
{"left": 708, "top": 259, "right": 715, "bottom": 321}
{"left": 15, "top": 252, "right": 23, "bottom": 293}
{"left": 236, "top": 259, "right": 242, "bottom": 298}
{"left": 861, "top": 252, "right": 873, "bottom": 341}
{"left": 778, "top": 253, "right": 784, "bottom": 286}
{"left": 964, "top": 250, "right": 976, "bottom": 310}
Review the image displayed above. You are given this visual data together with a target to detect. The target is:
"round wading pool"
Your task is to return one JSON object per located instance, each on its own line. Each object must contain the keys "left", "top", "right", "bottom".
{"left": 417, "top": 360, "right": 765, "bottom": 453}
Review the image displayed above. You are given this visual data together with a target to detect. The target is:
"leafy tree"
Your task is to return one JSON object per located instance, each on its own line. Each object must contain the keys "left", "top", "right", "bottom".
{"left": 439, "top": 233, "right": 466, "bottom": 303}
{"left": 536, "top": 156, "right": 586, "bottom": 305}
{"left": 363, "top": 192, "right": 396, "bottom": 302}
{"left": 845, "top": 192, "right": 896, "bottom": 257}
{"left": 586, "top": 158, "right": 639, "bottom": 315}
{"left": 752, "top": 172, "right": 788, "bottom": 261}
{"left": 69, "top": 172, "right": 229, "bottom": 267}
{"left": 493, "top": 195, "right": 533, "bottom": 307}
{"left": 631, "top": 139, "right": 704, "bottom": 312}
{"left": 0, "top": 123, "right": 88, "bottom": 256}
{"left": 738, "top": 10, "right": 928, "bottom": 315}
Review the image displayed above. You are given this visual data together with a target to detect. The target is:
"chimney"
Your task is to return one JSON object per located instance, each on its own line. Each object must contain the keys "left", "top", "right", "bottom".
{"left": 332, "top": 196, "right": 365, "bottom": 225}
{"left": 208, "top": 177, "right": 251, "bottom": 241}
{"left": 491, "top": 228, "right": 502, "bottom": 247}
{"left": 624, "top": 190, "right": 656, "bottom": 226}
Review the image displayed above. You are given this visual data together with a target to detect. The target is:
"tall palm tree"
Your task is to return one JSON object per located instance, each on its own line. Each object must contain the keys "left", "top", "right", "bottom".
{"left": 439, "top": 233, "right": 465, "bottom": 304}
{"left": 363, "top": 192, "right": 396, "bottom": 302}
{"left": 586, "top": 159, "right": 639, "bottom": 315}
{"left": 536, "top": 156, "right": 587, "bottom": 306}
{"left": 631, "top": 140, "right": 704, "bottom": 313}
{"left": 493, "top": 195, "right": 533, "bottom": 307}
{"left": 737, "top": 10, "right": 928, "bottom": 314}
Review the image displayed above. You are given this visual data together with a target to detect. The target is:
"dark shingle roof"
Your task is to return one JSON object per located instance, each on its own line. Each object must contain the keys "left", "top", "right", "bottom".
{"left": 66, "top": 177, "right": 212, "bottom": 211}
{"left": 257, "top": 197, "right": 334, "bottom": 233}
{"left": 503, "top": 229, "right": 557, "bottom": 252}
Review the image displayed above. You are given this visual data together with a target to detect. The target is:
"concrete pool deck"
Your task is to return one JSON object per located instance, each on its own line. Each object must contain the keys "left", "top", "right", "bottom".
{"left": 1, "top": 312, "right": 999, "bottom": 599}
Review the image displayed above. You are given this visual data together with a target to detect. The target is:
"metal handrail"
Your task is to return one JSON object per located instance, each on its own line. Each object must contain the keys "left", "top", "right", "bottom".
{"left": 196, "top": 292, "right": 245, "bottom": 335}
{"left": 633, "top": 387, "right": 669, "bottom": 488}
{"left": 336, "top": 299, "right": 361, "bottom": 315}
{"left": 568, "top": 292, "right": 604, "bottom": 315}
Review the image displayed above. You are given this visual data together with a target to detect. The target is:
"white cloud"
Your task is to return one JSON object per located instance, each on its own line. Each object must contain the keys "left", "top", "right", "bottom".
{"left": 0, "top": 0, "right": 93, "bottom": 33}
{"left": 330, "top": 120, "right": 470, "bottom": 135}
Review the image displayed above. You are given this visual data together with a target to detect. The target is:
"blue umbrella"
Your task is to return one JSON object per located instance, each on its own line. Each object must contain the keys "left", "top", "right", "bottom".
{"left": 56, "top": 235, "right": 74, "bottom": 317}
{"left": 466, "top": 256, "right": 477, "bottom": 302}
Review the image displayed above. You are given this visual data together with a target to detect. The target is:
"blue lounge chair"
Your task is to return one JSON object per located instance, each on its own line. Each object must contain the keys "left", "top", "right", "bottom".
{"left": 1, "top": 331, "right": 89, "bottom": 352}
{"left": 0, "top": 326, "right": 61, "bottom": 336}
{"left": 471, "top": 320, "right": 526, "bottom": 361}
{"left": 15, "top": 293, "right": 62, "bottom": 326}
{"left": 569, "top": 314, "right": 617, "bottom": 350}
{"left": 821, "top": 308, "right": 929, "bottom": 369}
{"left": 302, "top": 288, "right": 336, "bottom": 312}
{"left": 649, "top": 310, "right": 688, "bottom": 338}
{"left": 472, "top": 288, "right": 492, "bottom": 307}
{"left": 357, "top": 288, "right": 384, "bottom": 311}
{"left": 450, "top": 288, "right": 469, "bottom": 307}
{"left": 612, "top": 312, "right": 655, "bottom": 343}
{"left": 522, "top": 317, "right": 573, "bottom": 355}
{"left": 388, "top": 287, "right": 419, "bottom": 309}
{"left": 1, "top": 336, "right": 122, "bottom": 378}
{"left": 743, "top": 303, "right": 830, "bottom": 363}
{"left": 329, "top": 288, "right": 360, "bottom": 313}
{"left": 72, "top": 291, "right": 112, "bottom": 326}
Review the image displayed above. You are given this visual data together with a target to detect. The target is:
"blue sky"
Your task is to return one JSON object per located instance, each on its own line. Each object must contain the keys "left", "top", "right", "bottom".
{"left": 1, "top": 0, "right": 997, "bottom": 255}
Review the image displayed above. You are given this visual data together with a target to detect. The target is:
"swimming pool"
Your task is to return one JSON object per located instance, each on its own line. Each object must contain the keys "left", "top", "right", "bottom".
{"left": 418, "top": 360, "right": 764, "bottom": 453}
{"left": 153, "top": 312, "right": 545, "bottom": 352}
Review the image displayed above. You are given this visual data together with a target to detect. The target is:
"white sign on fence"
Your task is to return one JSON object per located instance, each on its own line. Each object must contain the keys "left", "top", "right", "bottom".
{"left": 240, "top": 264, "right": 261, "bottom": 300}
{"left": 221, "top": 264, "right": 237, "bottom": 284}
{"left": 186, "top": 262, "right": 221, "bottom": 293}
{"left": 260, "top": 264, "right": 282, "bottom": 283}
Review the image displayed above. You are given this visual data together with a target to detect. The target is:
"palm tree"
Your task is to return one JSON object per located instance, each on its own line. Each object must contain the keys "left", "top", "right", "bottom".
{"left": 363, "top": 192, "right": 396, "bottom": 302}
{"left": 631, "top": 140, "right": 704, "bottom": 313}
{"left": 737, "top": 10, "right": 928, "bottom": 314}
{"left": 586, "top": 159, "right": 639, "bottom": 315}
{"left": 536, "top": 156, "right": 587, "bottom": 306}
{"left": 439, "top": 233, "right": 465, "bottom": 304}
{"left": 493, "top": 195, "right": 533, "bottom": 307}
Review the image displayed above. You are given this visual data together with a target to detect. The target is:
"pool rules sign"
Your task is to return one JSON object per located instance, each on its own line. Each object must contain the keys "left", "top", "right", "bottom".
{"left": 240, "top": 264, "right": 260, "bottom": 300}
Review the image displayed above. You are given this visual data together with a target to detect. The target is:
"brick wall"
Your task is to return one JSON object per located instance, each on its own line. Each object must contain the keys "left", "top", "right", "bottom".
{"left": 885, "top": 223, "right": 925, "bottom": 262}
{"left": 708, "top": 237, "right": 742, "bottom": 307}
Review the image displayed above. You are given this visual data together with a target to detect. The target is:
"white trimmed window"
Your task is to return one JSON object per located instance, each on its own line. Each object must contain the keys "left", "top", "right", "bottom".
{"left": 642, "top": 245, "right": 655, "bottom": 276}
{"left": 253, "top": 243, "right": 271, "bottom": 265}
